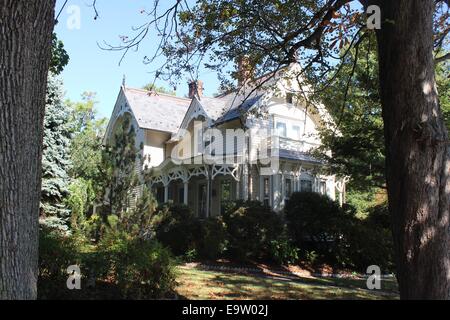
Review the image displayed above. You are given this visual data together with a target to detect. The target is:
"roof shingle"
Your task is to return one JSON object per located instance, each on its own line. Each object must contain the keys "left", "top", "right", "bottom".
{"left": 123, "top": 88, "right": 190, "bottom": 133}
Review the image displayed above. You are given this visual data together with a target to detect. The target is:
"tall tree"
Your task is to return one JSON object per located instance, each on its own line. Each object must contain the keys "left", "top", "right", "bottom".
{"left": 105, "top": 0, "right": 449, "bottom": 298}
{"left": 0, "top": 0, "right": 56, "bottom": 299}
{"left": 40, "top": 74, "right": 72, "bottom": 231}
{"left": 100, "top": 116, "right": 140, "bottom": 218}
{"left": 372, "top": 0, "right": 449, "bottom": 299}
{"left": 66, "top": 93, "right": 107, "bottom": 228}
{"left": 315, "top": 35, "right": 385, "bottom": 192}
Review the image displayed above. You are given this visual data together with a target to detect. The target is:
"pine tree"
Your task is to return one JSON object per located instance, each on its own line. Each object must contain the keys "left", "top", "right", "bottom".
{"left": 40, "top": 74, "right": 72, "bottom": 231}
{"left": 99, "top": 116, "right": 157, "bottom": 238}
{"left": 100, "top": 116, "right": 140, "bottom": 218}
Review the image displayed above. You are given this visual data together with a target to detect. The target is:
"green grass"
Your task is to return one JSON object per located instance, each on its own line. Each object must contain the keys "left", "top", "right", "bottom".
{"left": 175, "top": 266, "right": 399, "bottom": 300}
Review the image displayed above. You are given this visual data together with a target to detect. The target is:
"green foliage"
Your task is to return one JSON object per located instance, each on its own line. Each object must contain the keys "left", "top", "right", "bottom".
{"left": 65, "top": 92, "right": 108, "bottom": 238}
{"left": 268, "top": 236, "right": 300, "bottom": 265}
{"left": 153, "top": 203, "right": 228, "bottom": 260}
{"left": 222, "top": 200, "right": 285, "bottom": 261}
{"left": 285, "top": 192, "right": 395, "bottom": 271}
{"left": 313, "top": 36, "right": 385, "bottom": 192}
{"left": 100, "top": 116, "right": 140, "bottom": 218}
{"left": 38, "top": 225, "right": 176, "bottom": 300}
{"left": 38, "top": 226, "right": 80, "bottom": 298}
{"left": 40, "top": 74, "right": 72, "bottom": 230}
{"left": 197, "top": 217, "right": 228, "bottom": 260}
{"left": 314, "top": 38, "right": 449, "bottom": 195}
{"left": 153, "top": 203, "right": 202, "bottom": 256}
{"left": 285, "top": 192, "right": 347, "bottom": 251}
{"left": 67, "top": 178, "right": 96, "bottom": 230}
{"left": 50, "top": 33, "right": 69, "bottom": 75}
{"left": 345, "top": 188, "right": 378, "bottom": 218}
{"left": 365, "top": 202, "right": 391, "bottom": 230}
{"left": 67, "top": 93, "right": 107, "bottom": 184}
{"left": 342, "top": 218, "right": 395, "bottom": 272}
{"left": 436, "top": 60, "right": 450, "bottom": 131}
{"left": 142, "top": 83, "right": 176, "bottom": 95}
{"left": 96, "top": 232, "right": 176, "bottom": 299}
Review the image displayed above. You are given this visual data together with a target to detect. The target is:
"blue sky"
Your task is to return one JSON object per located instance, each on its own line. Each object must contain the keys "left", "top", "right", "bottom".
{"left": 54, "top": 0, "right": 220, "bottom": 118}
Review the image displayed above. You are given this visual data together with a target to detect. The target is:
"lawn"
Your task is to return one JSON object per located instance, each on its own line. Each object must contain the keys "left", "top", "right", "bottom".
{"left": 175, "top": 266, "right": 399, "bottom": 300}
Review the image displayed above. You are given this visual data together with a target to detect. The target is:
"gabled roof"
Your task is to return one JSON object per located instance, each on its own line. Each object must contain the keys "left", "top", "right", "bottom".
{"left": 123, "top": 87, "right": 190, "bottom": 133}
{"left": 111, "top": 63, "right": 335, "bottom": 138}
{"left": 213, "top": 93, "right": 264, "bottom": 124}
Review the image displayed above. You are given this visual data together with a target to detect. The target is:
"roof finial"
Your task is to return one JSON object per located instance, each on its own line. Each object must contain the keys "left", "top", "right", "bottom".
{"left": 122, "top": 74, "right": 126, "bottom": 88}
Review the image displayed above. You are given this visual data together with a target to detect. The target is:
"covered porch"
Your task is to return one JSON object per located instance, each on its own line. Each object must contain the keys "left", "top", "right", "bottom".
{"left": 149, "top": 161, "right": 241, "bottom": 218}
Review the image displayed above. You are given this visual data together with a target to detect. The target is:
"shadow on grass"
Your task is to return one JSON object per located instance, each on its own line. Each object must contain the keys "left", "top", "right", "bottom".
{"left": 176, "top": 266, "right": 399, "bottom": 300}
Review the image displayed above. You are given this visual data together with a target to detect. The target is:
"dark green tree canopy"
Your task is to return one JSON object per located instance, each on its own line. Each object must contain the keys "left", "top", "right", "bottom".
{"left": 50, "top": 33, "right": 69, "bottom": 75}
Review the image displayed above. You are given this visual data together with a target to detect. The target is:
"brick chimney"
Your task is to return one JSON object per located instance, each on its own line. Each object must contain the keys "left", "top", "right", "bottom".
{"left": 188, "top": 80, "right": 204, "bottom": 99}
{"left": 236, "top": 56, "right": 252, "bottom": 87}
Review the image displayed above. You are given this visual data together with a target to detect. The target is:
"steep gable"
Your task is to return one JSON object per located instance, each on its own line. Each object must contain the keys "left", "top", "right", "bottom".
{"left": 123, "top": 87, "right": 191, "bottom": 133}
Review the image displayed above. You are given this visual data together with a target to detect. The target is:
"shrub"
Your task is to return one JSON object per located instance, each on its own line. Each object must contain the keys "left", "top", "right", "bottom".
{"left": 285, "top": 192, "right": 350, "bottom": 261}
{"left": 38, "top": 226, "right": 82, "bottom": 299}
{"left": 197, "top": 217, "right": 228, "bottom": 260}
{"left": 38, "top": 224, "right": 176, "bottom": 299}
{"left": 268, "top": 235, "right": 300, "bottom": 265}
{"left": 153, "top": 203, "right": 202, "bottom": 256}
{"left": 285, "top": 192, "right": 395, "bottom": 271}
{"left": 366, "top": 202, "right": 391, "bottom": 230}
{"left": 222, "top": 200, "right": 285, "bottom": 261}
{"left": 342, "top": 202, "right": 395, "bottom": 272}
{"left": 342, "top": 221, "right": 395, "bottom": 272}
{"left": 97, "top": 233, "right": 177, "bottom": 299}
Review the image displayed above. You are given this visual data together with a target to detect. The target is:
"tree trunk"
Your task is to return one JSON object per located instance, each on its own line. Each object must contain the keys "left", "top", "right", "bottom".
{"left": 374, "top": 0, "right": 450, "bottom": 299}
{"left": 0, "top": 0, "right": 56, "bottom": 299}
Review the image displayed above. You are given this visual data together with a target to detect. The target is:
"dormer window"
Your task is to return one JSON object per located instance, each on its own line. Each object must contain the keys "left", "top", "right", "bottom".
{"left": 286, "top": 92, "right": 294, "bottom": 104}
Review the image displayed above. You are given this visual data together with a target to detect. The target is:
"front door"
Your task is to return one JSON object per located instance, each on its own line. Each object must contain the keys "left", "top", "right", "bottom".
{"left": 198, "top": 184, "right": 207, "bottom": 218}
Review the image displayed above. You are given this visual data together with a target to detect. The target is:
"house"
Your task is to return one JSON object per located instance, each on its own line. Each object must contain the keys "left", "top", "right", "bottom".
{"left": 104, "top": 64, "right": 347, "bottom": 217}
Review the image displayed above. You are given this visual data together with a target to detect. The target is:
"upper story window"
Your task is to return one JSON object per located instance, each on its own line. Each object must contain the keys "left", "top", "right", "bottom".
{"left": 286, "top": 93, "right": 294, "bottom": 104}
{"left": 292, "top": 125, "right": 301, "bottom": 140}
{"left": 276, "top": 122, "right": 287, "bottom": 137}
{"left": 196, "top": 127, "right": 203, "bottom": 154}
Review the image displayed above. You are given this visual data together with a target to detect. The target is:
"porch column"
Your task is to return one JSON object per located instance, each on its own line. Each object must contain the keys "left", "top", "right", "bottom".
{"left": 242, "top": 165, "right": 249, "bottom": 200}
{"left": 206, "top": 177, "right": 211, "bottom": 217}
{"left": 183, "top": 181, "right": 189, "bottom": 205}
{"left": 272, "top": 173, "right": 281, "bottom": 212}
{"left": 164, "top": 185, "right": 169, "bottom": 203}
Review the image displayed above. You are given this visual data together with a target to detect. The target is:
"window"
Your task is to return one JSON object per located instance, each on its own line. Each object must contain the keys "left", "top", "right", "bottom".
{"left": 300, "top": 179, "right": 313, "bottom": 192}
{"left": 320, "top": 181, "right": 327, "bottom": 195}
{"left": 292, "top": 125, "right": 301, "bottom": 140}
{"left": 263, "top": 177, "right": 270, "bottom": 207}
{"left": 286, "top": 92, "right": 294, "bottom": 104}
{"left": 220, "top": 180, "right": 232, "bottom": 214}
{"left": 196, "top": 127, "right": 203, "bottom": 154}
{"left": 276, "top": 122, "right": 287, "bottom": 137}
{"left": 285, "top": 178, "right": 292, "bottom": 198}
{"left": 156, "top": 187, "right": 165, "bottom": 204}
{"left": 210, "top": 136, "right": 216, "bottom": 156}
{"left": 179, "top": 187, "right": 185, "bottom": 204}
{"left": 221, "top": 180, "right": 232, "bottom": 201}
